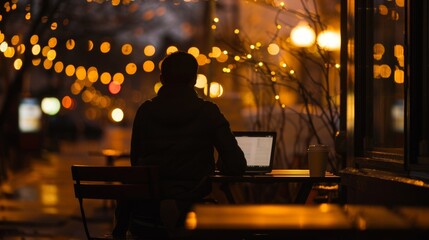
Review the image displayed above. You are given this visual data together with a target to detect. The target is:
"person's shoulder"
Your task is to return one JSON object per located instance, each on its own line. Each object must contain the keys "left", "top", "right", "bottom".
{"left": 136, "top": 99, "right": 156, "bottom": 112}
{"left": 200, "top": 99, "right": 221, "bottom": 111}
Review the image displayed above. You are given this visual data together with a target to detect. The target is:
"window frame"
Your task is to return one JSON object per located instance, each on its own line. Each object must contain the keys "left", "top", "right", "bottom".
{"left": 348, "top": 0, "right": 429, "bottom": 175}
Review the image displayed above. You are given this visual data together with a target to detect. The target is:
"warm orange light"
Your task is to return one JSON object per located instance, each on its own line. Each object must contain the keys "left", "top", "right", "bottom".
{"left": 87, "top": 67, "right": 99, "bottom": 82}
{"left": 100, "top": 72, "right": 112, "bottom": 85}
{"left": 121, "top": 43, "right": 133, "bottom": 55}
{"left": 143, "top": 60, "right": 155, "bottom": 72}
{"left": 113, "top": 73, "right": 124, "bottom": 84}
{"left": 188, "top": 47, "right": 200, "bottom": 58}
{"left": 30, "top": 35, "right": 39, "bottom": 45}
{"left": 65, "top": 64, "right": 76, "bottom": 77}
{"left": 144, "top": 45, "right": 156, "bottom": 56}
{"left": 54, "top": 62, "right": 64, "bottom": 73}
{"left": 75, "top": 66, "right": 86, "bottom": 80}
{"left": 100, "top": 42, "right": 111, "bottom": 53}
{"left": 125, "top": 63, "right": 137, "bottom": 75}
{"left": 196, "top": 54, "right": 208, "bottom": 66}
{"left": 62, "top": 96, "right": 75, "bottom": 109}
{"left": 185, "top": 211, "right": 197, "bottom": 230}
{"left": 66, "top": 39, "right": 75, "bottom": 50}
{"left": 166, "top": 46, "right": 178, "bottom": 54}
{"left": 109, "top": 82, "right": 121, "bottom": 94}
{"left": 48, "top": 37, "right": 57, "bottom": 48}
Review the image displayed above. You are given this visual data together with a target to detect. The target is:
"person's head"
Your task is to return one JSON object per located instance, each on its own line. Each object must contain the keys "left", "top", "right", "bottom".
{"left": 160, "top": 51, "right": 198, "bottom": 87}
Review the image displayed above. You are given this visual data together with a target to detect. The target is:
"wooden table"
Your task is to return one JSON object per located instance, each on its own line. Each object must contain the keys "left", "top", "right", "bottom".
{"left": 210, "top": 169, "right": 341, "bottom": 204}
{"left": 183, "top": 204, "right": 429, "bottom": 240}
{"left": 88, "top": 149, "right": 130, "bottom": 166}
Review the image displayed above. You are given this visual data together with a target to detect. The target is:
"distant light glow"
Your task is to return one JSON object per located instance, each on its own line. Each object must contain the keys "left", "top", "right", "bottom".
{"left": 125, "top": 63, "right": 137, "bottom": 75}
{"left": 19, "top": 98, "right": 42, "bottom": 132}
{"left": 54, "top": 61, "right": 64, "bottom": 73}
{"left": 100, "top": 72, "right": 112, "bottom": 84}
{"left": 211, "top": 47, "right": 222, "bottom": 58}
{"left": 109, "top": 81, "right": 121, "bottom": 94}
{"left": 143, "top": 60, "right": 155, "bottom": 72}
{"left": 166, "top": 46, "right": 178, "bottom": 54}
{"left": 394, "top": 69, "right": 404, "bottom": 84}
{"left": 100, "top": 42, "right": 111, "bottom": 53}
{"left": 46, "top": 49, "right": 56, "bottom": 60}
{"left": 195, "top": 74, "right": 207, "bottom": 89}
{"left": 48, "top": 37, "right": 57, "bottom": 48}
{"left": 32, "top": 44, "right": 41, "bottom": 55}
{"left": 88, "top": 40, "right": 94, "bottom": 51}
{"left": 188, "top": 47, "right": 200, "bottom": 58}
{"left": 196, "top": 54, "right": 208, "bottom": 66}
{"left": 11, "top": 35, "right": 20, "bottom": 45}
{"left": 13, "top": 58, "right": 23, "bottom": 70}
{"left": 30, "top": 35, "right": 39, "bottom": 45}
{"left": 75, "top": 66, "right": 86, "bottom": 80}
{"left": 113, "top": 73, "right": 124, "bottom": 84}
{"left": 66, "top": 39, "right": 75, "bottom": 50}
{"left": 154, "top": 82, "right": 162, "bottom": 94}
{"left": 317, "top": 30, "right": 341, "bottom": 51}
{"left": 290, "top": 23, "right": 315, "bottom": 47}
{"left": 206, "top": 82, "right": 223, "bottom": 98}
{"left": 61, "top": 96, "right": 75, "bottom": 109}
{"left": 0, "top": 42, "right": 8, "bottom": 52}
{"left": 267, "top": 43, "right": 280, "bottom": 55}
{"left": 111, "top": 108, "right": 124, "bottom": 122}
{"left": 144, "top": 45, "right": 156, "bottom": 56}
{"left": 121, "top": 43, "right": 133, "bottom": 55}
{"left": 65, "top": 64, "right": 75, "bottom": 77}
{"left": 43, "top": 59, "right": 53, "bottom": 70}
{"left": 41, "top": 97, "right": 61, "bottom": 116}
{"left": 87, "top": 67, "right": 98, "bottom": 82}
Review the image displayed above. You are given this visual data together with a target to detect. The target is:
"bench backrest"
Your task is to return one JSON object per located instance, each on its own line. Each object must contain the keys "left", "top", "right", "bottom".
{"left": 71, "top": 165, "right": 160, "bottom": 239}
{"left": 72, "top": 165, "right": 160, "bottom": 200}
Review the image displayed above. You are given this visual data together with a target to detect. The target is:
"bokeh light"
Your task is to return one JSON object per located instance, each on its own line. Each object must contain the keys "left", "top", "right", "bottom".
{"left": 108, "top": 81, "right": 121, "bottom": 94}
{"left": 195, "top": 74, "right": 207, "bottom": 89}
{"left": 41, "top": 97, "right": 61, "bottom": 116}
{"left": 111, "top": 108, "right": 124, "bottom": 122}
{"left": 290, "top": 22, "right": 316, "bottom": 47}
{"left": 317, "top": 30, "right": 341, "bottom": 51}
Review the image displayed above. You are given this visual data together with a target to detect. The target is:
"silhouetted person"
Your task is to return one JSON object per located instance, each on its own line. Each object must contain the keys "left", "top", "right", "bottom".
{"left": 113, "top": 51, "right": 246, "bottom": 239}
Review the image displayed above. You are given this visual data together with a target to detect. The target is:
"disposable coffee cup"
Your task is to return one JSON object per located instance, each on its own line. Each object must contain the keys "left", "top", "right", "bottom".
{"left": 307, "top": 144, "right": 329, "bottom": 177}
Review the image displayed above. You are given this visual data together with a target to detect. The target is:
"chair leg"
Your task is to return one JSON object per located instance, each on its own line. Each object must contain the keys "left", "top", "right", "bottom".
{"left": 78, "top": 198, "right": 92, "bottom": 240}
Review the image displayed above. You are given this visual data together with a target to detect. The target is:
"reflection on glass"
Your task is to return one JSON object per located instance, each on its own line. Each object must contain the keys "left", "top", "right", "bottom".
{"left": 371, "top": 0, "right": 405, "bottom": 150}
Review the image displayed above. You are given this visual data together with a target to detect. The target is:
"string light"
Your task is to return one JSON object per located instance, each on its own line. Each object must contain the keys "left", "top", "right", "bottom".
{"left": 1, "top": 0, "right": 342, "bottom": 128}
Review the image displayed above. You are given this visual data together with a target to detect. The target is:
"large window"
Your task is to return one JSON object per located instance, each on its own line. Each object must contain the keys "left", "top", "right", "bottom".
{"left": 352, "top": 0, "right": 429, "bottom": 174}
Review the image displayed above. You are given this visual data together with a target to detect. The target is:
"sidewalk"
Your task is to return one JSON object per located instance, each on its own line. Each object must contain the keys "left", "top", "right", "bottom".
{"left": 0, "top": 127, "right": 132, "bottom": 239}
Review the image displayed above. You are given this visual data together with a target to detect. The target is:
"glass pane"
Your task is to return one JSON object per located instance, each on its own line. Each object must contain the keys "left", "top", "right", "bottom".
{"left": 370, "top": 0, "right": 405, "bottom": 151}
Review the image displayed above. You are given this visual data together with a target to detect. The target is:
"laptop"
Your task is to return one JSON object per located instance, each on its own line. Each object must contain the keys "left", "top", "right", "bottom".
{"left": 234, "top": 131, "right": 277, "bottom": 174}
